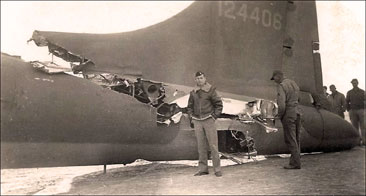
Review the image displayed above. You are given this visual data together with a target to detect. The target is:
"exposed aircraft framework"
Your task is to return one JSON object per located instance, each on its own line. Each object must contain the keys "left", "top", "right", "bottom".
{"left": 1, "top": 1, "right": 360, "bottom": 168}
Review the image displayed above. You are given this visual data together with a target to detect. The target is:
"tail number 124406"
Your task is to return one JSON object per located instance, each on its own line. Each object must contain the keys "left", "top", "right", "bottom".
{"left": 218, "top": 1, "right": 282, "bottom": 31}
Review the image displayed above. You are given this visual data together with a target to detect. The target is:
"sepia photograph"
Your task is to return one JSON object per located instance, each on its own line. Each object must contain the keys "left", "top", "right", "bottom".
{"left": 1, "top": 1, "right": 365, "bottom": 195}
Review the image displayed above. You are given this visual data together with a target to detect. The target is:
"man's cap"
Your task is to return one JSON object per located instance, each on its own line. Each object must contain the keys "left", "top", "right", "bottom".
{"left": 329, "top": 84, "right": 336, "bottom": 88}
{"left": 351, "top": 78, "right": 358, "bottom": 83}
{"left": 195, "top": 71, "right": 204, "bottom": 77}
{"left": 270, "top": 70, "right": 283, "bottom": 80}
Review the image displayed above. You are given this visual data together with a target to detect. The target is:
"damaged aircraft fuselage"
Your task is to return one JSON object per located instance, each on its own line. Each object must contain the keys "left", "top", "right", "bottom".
{"left": 1, "top": 1, "right": 360, "bottom": 168}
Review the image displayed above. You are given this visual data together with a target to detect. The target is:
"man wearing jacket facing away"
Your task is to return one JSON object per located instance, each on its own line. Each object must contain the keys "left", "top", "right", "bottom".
{"left": 271, "top": 70, "right": 302, "bottom": 169}
{"left": 187, "top": 71, "right": 223, "bottom": 177}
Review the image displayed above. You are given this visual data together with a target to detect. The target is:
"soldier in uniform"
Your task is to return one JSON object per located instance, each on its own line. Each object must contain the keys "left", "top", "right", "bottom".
{"left": 346, "top": 79, "right": 366, "bottom": 145}
{"left": 323, "top": 86, "right": 329, "bottom": 97}
{"left": 327, "top": 84, "right": 347, "bottom": 118}
{"left": 187, "top": 71, "right": 223, "bottom": 177}
{"left": 271, "top": 70, "right": 301, "bottom": 169}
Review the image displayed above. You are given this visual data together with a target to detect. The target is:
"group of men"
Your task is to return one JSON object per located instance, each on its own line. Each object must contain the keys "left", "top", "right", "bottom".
{"left": 187, "top": 70, "right": 364, "bottom": 177}
{"left": 323, "top": 80, "right": 365, "bottom": 144}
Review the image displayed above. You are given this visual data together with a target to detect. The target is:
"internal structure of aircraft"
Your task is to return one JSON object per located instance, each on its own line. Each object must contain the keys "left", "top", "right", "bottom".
{"left": 1, "top": 1, "right": 360, "bottom": 169}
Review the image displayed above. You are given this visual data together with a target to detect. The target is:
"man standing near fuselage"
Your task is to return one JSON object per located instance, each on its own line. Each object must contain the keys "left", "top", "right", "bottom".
{"left": 187, "top": 71, "right": 223, "bottom": 177}
{"left": 346, "top": 79, "right": 366, "bottom": 145}
{"left": 328, "top": 84, "right": 347, "bottom": 118}
{"left": 271, "top": 70, "right": 301, "bottom": 169}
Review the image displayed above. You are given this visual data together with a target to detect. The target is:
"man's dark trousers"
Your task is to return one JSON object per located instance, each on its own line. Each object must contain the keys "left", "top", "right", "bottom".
{"left": 281, "top": 107, "right": 301, "bottom": 167}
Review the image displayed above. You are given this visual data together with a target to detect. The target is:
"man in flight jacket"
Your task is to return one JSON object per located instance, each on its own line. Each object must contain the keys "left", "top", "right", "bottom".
{"left": 187, "top": 71, "right": 223, "bottom": 177}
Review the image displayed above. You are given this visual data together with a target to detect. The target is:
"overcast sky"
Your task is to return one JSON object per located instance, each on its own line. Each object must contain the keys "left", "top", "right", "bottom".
{"left": 1, "top": 1, "right": 365, "bottom": 94}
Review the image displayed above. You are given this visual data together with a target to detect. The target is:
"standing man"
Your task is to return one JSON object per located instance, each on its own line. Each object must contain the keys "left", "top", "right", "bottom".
{"left": 346, "top": 79, "right": 365, "bottom": 145}
{"left": 327, "top": 84, "right": 347, "bottom": 118}
{"left": 271, "top": 70, "right": 301, "bottom": 169}
{"left": 323, "top": 86, "right": 329, "bottom": 98}
{"left": 187, "top": 71, "right": 223, "bottom": 177}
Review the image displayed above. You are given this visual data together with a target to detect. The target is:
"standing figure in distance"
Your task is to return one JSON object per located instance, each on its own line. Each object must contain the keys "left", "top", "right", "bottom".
{"left": 323, "top": 86, "right": 329, "bottom": 98}
{"left": 346, "top": 79, "right": 366, "bottom": 145}
{"left": 327, "top": 84, "right": 347, "bottom": 118}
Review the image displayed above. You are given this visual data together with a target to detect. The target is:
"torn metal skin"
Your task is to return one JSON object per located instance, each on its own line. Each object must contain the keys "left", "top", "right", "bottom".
{"left": 28, "top": 32, "right": 279, "bottom": 158}
{"left": 29, "top": 31, "right": 94, "bottom": 74}
{"left": 3, "top": 2, "right": 361, "bottom": 168}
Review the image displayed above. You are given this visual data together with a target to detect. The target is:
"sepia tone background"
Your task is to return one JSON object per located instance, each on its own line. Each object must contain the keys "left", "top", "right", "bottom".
{"left": 1, "top": 1, "right": 365, "bottom": 195}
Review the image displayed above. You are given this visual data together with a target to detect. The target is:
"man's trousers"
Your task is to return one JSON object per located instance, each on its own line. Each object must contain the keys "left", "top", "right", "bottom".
{"left": 193, "top": 118, "right": 221, "bottom": 173}
{"left": 281, "top": 108, "right": 301, "bottom": 168}
{"left": 349, "top": 109, "right": 365, "bottom": 143}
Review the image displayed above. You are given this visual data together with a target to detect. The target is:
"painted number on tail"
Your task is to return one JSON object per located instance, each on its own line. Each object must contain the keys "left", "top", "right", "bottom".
{"left": 218, "top": 1, "right": 282, "bottom": 30}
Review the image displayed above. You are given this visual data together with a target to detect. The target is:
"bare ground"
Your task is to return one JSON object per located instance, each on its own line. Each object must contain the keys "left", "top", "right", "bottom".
{"left": 59, "top": 146, "right": 365, "bottom": 195}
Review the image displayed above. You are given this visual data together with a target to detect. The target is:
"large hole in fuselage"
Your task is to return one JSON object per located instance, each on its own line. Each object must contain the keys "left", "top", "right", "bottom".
{"left": 218, "top": 130, "right": 256, "bottom": 154}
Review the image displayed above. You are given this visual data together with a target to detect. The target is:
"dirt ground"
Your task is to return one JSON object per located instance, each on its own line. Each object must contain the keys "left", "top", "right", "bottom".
{"left": 1, "top": 146, "right": 365, "bottom": 195}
